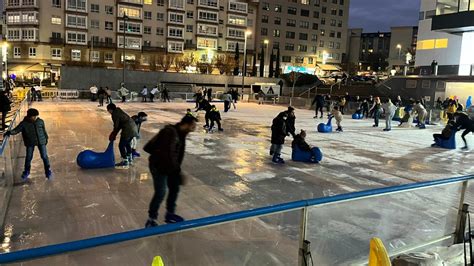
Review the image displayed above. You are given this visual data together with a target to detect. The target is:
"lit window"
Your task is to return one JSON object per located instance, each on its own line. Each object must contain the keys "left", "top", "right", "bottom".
{"left": 435, "top": 39, "right": 448, "bottom": 49}
{"left": 197, "top": 37, "right": 217, "bottom": 49}
{"left": 71, "top": 49, "right": 81, "bottom": 61}
{"left": 144, "top": 0, "right": 152, "bottom": 4}
{"left": 417, "top": 39, "right": 435, "bottom": 50}
{"left": 51, "top": 16, "right": 62, "bottom": 25}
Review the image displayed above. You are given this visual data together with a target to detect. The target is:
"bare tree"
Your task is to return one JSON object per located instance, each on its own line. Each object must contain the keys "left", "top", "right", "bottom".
{"left": 157, "top": 54, "right": 175, "bottom": 72}
{"left": 175, "top": 55, "right": 194, "bottom": 72}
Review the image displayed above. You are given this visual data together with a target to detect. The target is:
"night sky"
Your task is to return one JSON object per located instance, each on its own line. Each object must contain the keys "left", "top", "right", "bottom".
{"left": 349, "top": 0, "right": 421, "bottom": 32}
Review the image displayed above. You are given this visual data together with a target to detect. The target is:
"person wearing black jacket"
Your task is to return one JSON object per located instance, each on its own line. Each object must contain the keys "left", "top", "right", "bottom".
{"left": 454, "top": 112, "right": 474, "bottom": 149}
{"left": 270, "top": 112, "right": 288, "bottom": 164}
{"left": 0, "top": 91, "right": 11, "bottom": 130}
{"left": 285, "top": 106, "right": 296, "bottom": 137}
{"left": 196, "top": 98, "right": 212, "bottom": 128}
{"left": 144, "top": 114, "right": 198, "bottom": 227}
{"left": 97, "top": 87, "right": 106, "bottom": 107}
{"left": 312, "top": 94, "right": 325, "bottom": 119}
{"left": 208, "top": 105, "right": 224, "bottom": 132}
{"left": 292, "top": 130, "right": 320, "bottom": 163}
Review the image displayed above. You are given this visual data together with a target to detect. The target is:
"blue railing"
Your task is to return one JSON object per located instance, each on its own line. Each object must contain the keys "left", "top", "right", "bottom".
{"left": 0, "top": 174, "right": 473, "bottom": 264}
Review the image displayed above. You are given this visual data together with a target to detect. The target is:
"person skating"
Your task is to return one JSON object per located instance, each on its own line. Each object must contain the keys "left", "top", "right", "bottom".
{"left": 150, "top": 86, "right": 158, "bottom": 102}
{"left": 161, "top": 86, "right": 170, "bottom": 102}
{"left": 270, "top": 112, "right": 288, "bottom": 164}
{"left": 231, "top": 88, "right": 239, "bottom": 109}
{"left": 141, "top": 86, "right": 148, "bottom": 102}
{"left": 193, "top": 89, "right": 203, "bottom": 108}
{"left": 207, "top": 88, "right": 213, "bottom": 102}
{"left": 257, "top": 89, "right": 266, "bottom": 105}
{"left": 367, "top": 95, "right": 374, "bottom": 118}
{"left": 339, "top": 96, "right": 346, "bottom": 115}
{"left": 311, "top": 94, "right": 325, "bottom": 119}
{"left": 432, "top": 120, "right": 456, "bottom": 145}
{"left": 447, "top": 100, "right": 458, "bottom": 121}
{"left": 453, "top": 111, "right": 474, "bottom": 149}
{"left": 131, "top": 112, "right": 148, "bottom": 158}
{"left": 97, "top": 86, "right": 106, "bottom": 107}
{"left": 360, "top": 99, "right": 369, "bottom": 119}
{"left": 331, "top": 106, "right": 343, "bottom": 132}
{"left": 118, "top": 83, "right": 129, "bottom": 103}
{"left": 0, "top": 91, "right": 12, "bottom": 130}
{"left": 208, "top": 105, "right": 224, "bottom": 132}
{"left": 383, "top": 99, "right": 397, "bottom": 131}
{"left": 144, "top": 114, "right": 198, "bottom": 227}
{"left": 394, "top": 95, "right": 403, "bottom": 108}
{"left": 90, "top": 85, "right": 98, "bottom": 101}
{"left": 4, "top": 108, "right": 52, "bottom": 180}
{"left": 285, "top": 106, "right": 296, "bottom": 138}
{"left": 413, "top": 100, "right": 428, "bottom": 129}
{"left": 222, "top": 91, "right": 232, "bottom": 112}
{"left": 106, "top": 87, "right": 113, "bottom": 104}
{"left": 196, "top": 98, "right": 212, "bottom": 128}
{"left": 370, "top": 97, "right": 382, "bottom": 127}
{"left": 107, "top": 104, "right": 139, "bottom": 168}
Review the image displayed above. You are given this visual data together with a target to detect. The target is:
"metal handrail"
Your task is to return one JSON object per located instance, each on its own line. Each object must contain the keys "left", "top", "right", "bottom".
{"left": 0, "top": 174, "right": 473, "bottom": 263}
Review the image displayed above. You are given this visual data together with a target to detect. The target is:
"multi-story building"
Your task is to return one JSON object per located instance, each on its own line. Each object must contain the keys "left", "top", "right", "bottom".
{"left": 387, "top": 26, "right": 418, "bottom": 71}
{"left": 415, "top": 0, "right": 474, "bottom": 76}
{"left": 256, "top": 0, "right": 350, "bottom": 75}
{"left": 345, "top": 29, "right": 391, "bottom": 72}
{"left": 4, "top": 0, "right": 257, "bottom": 80}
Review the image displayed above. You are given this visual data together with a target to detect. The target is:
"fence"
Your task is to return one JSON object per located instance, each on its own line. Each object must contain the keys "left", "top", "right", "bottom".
{"left": 0, "top": 94, "right": 29, "bottom": 234}
{"left": 0, "top": 175, "right": 473, "bottom": 265}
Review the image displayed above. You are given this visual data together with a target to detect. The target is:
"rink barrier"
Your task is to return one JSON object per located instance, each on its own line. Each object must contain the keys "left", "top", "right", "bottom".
{"left": 0, "top": 174, "right": 473, "bottom": 264}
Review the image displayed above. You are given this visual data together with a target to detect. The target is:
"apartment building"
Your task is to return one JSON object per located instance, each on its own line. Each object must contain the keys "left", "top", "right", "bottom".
{"left": 345, "top": 29, "right": 391, "bottom": 71}
{"left": 4, "top": 0, "right": 257, "bottom": 79}
{"left": 256, "top": 0, "right": 350, "bottom": 75}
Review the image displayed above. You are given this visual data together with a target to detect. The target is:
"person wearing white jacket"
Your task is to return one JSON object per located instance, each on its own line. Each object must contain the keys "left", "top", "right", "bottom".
{"left": 141, "top": 86, "right": 148, "bottom": 102}
{"left": 383, "top": 99, "right": 397, "bottom": 131}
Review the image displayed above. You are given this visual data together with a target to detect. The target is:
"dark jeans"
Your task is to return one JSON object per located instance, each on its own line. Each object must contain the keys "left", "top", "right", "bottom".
{"left": 121, "top": 96, "right": 126, "bottom": 103}
{"left": 315, "top": 104, "right": 323, "bottom": 117}
{"left": 148, "top": 167, "right": 180, "bottom": 220}
{"left": 98, "top": 96, "right": 104, "bottom": 106}
{"left": 204, "top": 112, "right": 210, "bottom": 127}
{"left": 107, "top": 96, "right": 112, "bottom": 104}
{"left": 150, "top": 94, "right": 155, "bottom": 102}
{"left": 340, "top": 105, "right": 345, "bottom": 115}
{"left": 374, "top": 109, "right": 381, "bottom": 126}
{"left": 25, "top": 145, "right": 50, "bottom": 173}
{"left": 142, "top": 96, "right": 147, "bottom": 102}
{"left": 91, "top": 94, "right": 97, "bottom": 101}
{"left": 224, "top": 101, "right": 231, "bottom": 112}
{"left": 118, "top": 137, "right": 133, "bottom": 159}
{"left": 210, "top": 119, "right": 222, "bottom": 130}
{"left": 433, "top": 133, "right": 449, "bottom": 141}
{"left": 2, "top": 111, "right": 7, "bottom": 129}
{"left": 363, "top": 108, "right": 369, "bottom": 118}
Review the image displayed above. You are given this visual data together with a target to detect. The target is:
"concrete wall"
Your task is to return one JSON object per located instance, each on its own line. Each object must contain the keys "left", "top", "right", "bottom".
{"left": 59, "top": 66, "right": 283, "bottom": 93}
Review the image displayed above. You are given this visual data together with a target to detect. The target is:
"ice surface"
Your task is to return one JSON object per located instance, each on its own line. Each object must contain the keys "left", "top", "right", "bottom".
{"left": 1, "top": 101, "right": 472, "bottom": 265}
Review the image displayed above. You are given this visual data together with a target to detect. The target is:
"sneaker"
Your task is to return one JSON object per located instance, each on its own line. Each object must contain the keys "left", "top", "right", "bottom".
{"left": 373, "top": 125, "right": 378, "bottom": 127}
{"left": 218, "top": 128, "right": 224, "bottom": 131}
{"left": 313, "top": 116, "right": 317, "bottom": 119}
{"left": 45, "top": 169, "right": 53, "bottom": 180}
{"left": 383, "top": 128, "right": 391, "bottom": 131}
{"left": 21, "top": 171, "right": 30, "bottom": 181}
{"left": 132, "top": 150, "right": 141, "bottom": 158}
{"left": 462, "top": 146, "right": 469, "bottom": 150}
{"left": 145, "top": 219, "right": 159, "bottom": 228}
{"left": 165, "top": 213, "right": 185, "bottom": 224}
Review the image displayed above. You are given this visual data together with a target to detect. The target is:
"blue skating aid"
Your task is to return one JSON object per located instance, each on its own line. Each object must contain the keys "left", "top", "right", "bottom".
{"left": 352, "top": 113, "right": 364, "bottom": 119}
{"left": 292, "top": 146, "right": 323, "bottom": 163}
{"left": 317, "top": 116, "right": 333, "bottom": 133}
{"left": 77, "top": 141, "right": 116, "bottom": 169}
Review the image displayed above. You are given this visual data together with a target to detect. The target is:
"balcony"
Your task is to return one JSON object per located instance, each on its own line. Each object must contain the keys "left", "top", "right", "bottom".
{"left": 198, "top": 0, "right": 219, "bottom": 9}
{"left": 6, "top": 0, "right": 39, "bottom": 9}
{"left": 432, "top": 11, "right": 474, "bottom": 33}
{"left": 184, "top": 43, "right": 197, "bottom": 50}
{"left": 88, "top": 41, "right": 116, "bottom": 48}
{"left": 142, "top": 46, "right": 166, "bottom": 52}
{"left": 49, "top": 37, "right": 64, "bottom": 45}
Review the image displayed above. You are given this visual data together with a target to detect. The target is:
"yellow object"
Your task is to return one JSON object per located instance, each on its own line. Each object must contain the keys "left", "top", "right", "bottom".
{"left": 368, "top": 238, "right": 391, "bottom": 266}
{"left": 152, "top": 256, "right": 164, "bottom": 266}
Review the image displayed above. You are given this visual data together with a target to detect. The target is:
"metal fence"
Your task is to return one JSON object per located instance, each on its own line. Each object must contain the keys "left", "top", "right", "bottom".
{"left": 0, "top": 175, "right": 473, "bottom": 265}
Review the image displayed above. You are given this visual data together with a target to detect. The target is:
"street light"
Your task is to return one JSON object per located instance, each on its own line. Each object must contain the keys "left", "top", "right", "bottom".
{"left": 396, "top": 44, "right": 402, "bottom": 60}
{"left": 264, "top": 39, "right": 269, "bottom": 77}
{"left": 1, "top": 42, "right": 9, "bottom": 83}
{"left": 122, "top": 14, "right": 129, "bottom": 86}
{"left": 241, "top": 30, "right": 251, "bottom": 99}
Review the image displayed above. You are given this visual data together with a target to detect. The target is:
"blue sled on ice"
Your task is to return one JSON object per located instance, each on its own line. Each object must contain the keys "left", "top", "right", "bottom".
{"left": 77, "top": 142, "right": 116, "bottom": 169}
{"left": 432, "top": 131, "right": 457, "bottom": 150}
{"left": 317, "top": 117, "right": 333, "bottom": 133}
{"left": 292, "top": 146, "right": 323, "bottom": 163}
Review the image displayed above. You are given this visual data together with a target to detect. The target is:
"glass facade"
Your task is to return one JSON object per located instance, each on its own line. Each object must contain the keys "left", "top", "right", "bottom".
{"left": 436, "top": 0, "right": 474, "bottom": 15}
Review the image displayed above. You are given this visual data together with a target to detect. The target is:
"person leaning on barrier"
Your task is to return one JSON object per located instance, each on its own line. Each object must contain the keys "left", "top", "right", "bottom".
{"left": 0, "top": 91, "right": 12, "bottom": 130}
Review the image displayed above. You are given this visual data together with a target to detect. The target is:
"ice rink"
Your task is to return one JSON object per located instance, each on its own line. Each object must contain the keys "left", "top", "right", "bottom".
{"left": 1, "top": 100, "right": 473, "bottom": 265}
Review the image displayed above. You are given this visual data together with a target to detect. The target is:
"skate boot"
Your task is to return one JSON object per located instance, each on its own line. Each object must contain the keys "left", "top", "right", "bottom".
{"left": 45, "top": 169, "right": 53, "bottom": 180}
{"left": 21, "top": 170, "right": 30, "bottom": 181}
{"left": 115, "top": 159, "right": 130, "bottom": 169}
{"left": 127, "top": 154, "right": 134, "bottom": 165}
{"left": 165, "top": 212, "right": 185, "bottom": 224}
{"left": 145, "top": 218, "right": 159, "bottom": 228}
{"left": 132, "top": 150, "right": 141, "bottom": 158}
{"left": 277, "top": 156, "right": 285, "bottom": 164}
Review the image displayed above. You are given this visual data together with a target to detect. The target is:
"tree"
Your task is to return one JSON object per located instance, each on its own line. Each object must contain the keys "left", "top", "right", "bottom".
{"left": 149, "top": 55, "right": 157, "bottom": 71}
{"left": 269, "top": 49, "right": 275, "bottom": 78}
{"left": 214, "top": 54, "right": 236, "bottom": 75}
{"left": 259, "top": 46, "right": 264, "bottom": 77}
{"left": 251, "top": 54, "right": 257, "bottom": 76}
{"left": 275, "top": 47, "right": 281, "bottom": 78}
{"left": 174, "top": 55, "right": 194, "bottom": 72}
{"left": 233, "top": 43, "right": 240, "bottom": 76}
{"left": 157, "top": 54, "right": 175, "bottom": 72}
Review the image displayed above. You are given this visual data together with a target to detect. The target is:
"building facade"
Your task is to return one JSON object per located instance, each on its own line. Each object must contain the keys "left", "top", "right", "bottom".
{"left": 256, "top": 0, "right": 350, "bottom": 75}
{"left": 4, "top": 0, "right": 259, "bottom": 81}
{"left": 387, "top": 26, "right": 418, "bottom": 71}
{"left": 415, "top": 0, "right": 474, "bottom": 76}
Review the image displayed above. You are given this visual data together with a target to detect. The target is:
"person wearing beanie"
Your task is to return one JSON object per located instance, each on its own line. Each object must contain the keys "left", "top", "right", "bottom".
{"left": 4, "top": 108, "right": 52, "bottom": 180}
{"left": 143, "top": 114, "right": 198, "bottom": 227}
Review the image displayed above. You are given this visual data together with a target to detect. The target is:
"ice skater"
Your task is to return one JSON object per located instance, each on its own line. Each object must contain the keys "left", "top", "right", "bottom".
{"left": 285, "top": 106, "right": 296, "bottom": 137}
{"left": 161, "top": 86, "right": 170, "bottom": 102}
{"left": 270, "top": 112, "right": 288, "bottom": 164}
{"left": 208, "top": 105, "right": 223, "bottom": 132}
{"left": 222, "top": 91, "right": 232, "bottom": 112}
{"left": 413, "top": 100, "right": 428, "bottom": 129}
{"left": 196, "top": 98, "right": 212, "bottom": 128}
{"left": 360, "top": 99, "right": 369, "bottom": 119}
{"left": 131, "top": 112, "right": 148, "bottom": 158}
{"left": 231, "top": 88, "right": 239, "bottom": 109}
{"left": 383, "top": 99, "right": 397, "bottom": 131}
{"left": 330, "top": 106, "right": 343, "bottom": 132}
{"left": 150, "top": 86, "right": 158, "bottom": 102}
{"left": 311, "top": 94, "right": 325, "bottom": 119}
{"left": 118, "top": 83, "right": 129, "bottom": 103}
{"left": 5, "top": 108, "right": 52, "bottom": 180}
{"left": 107, "top": 104, "right": 138, "bottom": 168}
{"left": 106, "top": 87, "right": 113, "bottom": 104}
{"left": 144, "top": 114, "right": 198, "bottom": 227}
{"left": 97, "top": 87, "right": 106, "bottom": 107}
{"left": 453, "top": 111, "right": 474, "bottom": 149}
{"left": 141, "top": 86, "right": 148, "bottom": 102}
{"left": 370, "top": 97, "right": 382, "bottom": 127}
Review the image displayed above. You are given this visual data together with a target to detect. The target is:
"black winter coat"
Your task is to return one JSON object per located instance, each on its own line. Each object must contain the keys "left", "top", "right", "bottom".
{"left": 10, "top": 117, "right": 48, "bottom": 147}
{"left": 312, "top": 95, "right": 325, "bottom": 106}
{"left": 0, "top": 94, "right": 11, "bottom": 112}
{"left": 209, "top": 109, "right": 221, "bottom": 121}
{"left": 286, "top": 115, "right": 296, "bottom": 137}
{"left": 271, "top": 114, "right": 287, "bottom": 145}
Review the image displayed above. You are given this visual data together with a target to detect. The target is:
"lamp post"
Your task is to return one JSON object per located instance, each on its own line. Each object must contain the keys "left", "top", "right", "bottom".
{"left": 264, "top": 39, "right": 269, "bottom": 77}
{"left": 122, "top": 14, "right": 129, "bottom": 86}
{"left": 396, "top": 44, "right": 402, "bottom": 60}
{"left": 241, "top": 30, "right": 251, "bottom": 99}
